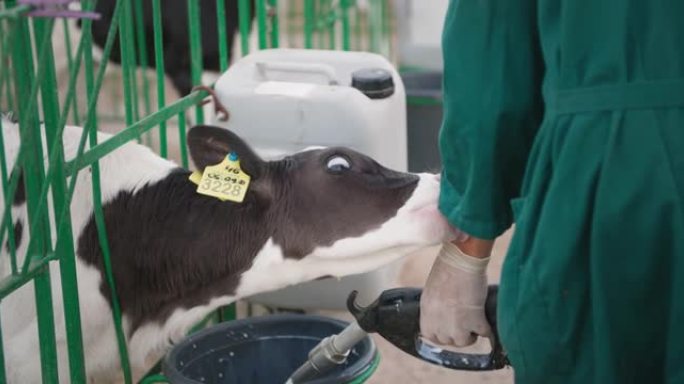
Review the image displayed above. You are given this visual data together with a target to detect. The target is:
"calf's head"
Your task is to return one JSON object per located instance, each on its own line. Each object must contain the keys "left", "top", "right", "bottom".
{"left": 188, "top": 125, "right": 454, "bottom": 281}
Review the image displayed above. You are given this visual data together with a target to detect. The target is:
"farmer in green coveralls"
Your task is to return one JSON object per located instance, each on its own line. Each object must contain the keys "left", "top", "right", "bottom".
{"left": 419, "top": 0, "right": 684, "bottom": 383}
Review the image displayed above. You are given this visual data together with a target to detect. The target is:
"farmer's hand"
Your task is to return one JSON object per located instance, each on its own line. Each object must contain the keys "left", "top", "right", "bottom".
{"left": 420, "top": 238, "right": 493, "bottom": 347}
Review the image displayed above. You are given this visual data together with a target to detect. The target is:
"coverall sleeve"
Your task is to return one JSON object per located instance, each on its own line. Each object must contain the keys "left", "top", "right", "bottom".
{"left": 438, "top": 0, "right": 544, "bottom": 239}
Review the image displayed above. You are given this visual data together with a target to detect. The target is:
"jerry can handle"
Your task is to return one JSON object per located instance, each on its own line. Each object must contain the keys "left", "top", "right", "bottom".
{"left": 255, "top": 61, "right": 339, "bottom": 85}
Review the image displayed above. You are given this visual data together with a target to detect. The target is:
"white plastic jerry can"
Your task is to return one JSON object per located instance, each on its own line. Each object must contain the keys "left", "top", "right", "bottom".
{"left": 211, "top": 48, "right": 407, "bottom": 310}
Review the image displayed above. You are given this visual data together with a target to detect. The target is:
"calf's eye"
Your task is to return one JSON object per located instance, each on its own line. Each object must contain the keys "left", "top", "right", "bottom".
{"left": 326, "top": 156, "right": 351, "bottom": 173}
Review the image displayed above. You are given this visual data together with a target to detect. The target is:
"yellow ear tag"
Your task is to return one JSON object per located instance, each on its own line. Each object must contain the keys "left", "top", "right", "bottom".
{"left": 192, "top": 153, "right": 251, "bottom": 203}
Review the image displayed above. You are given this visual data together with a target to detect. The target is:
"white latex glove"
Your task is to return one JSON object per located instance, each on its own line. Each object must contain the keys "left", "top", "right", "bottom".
{"left": 420, "top": 241, "right": 492, "bottom": 347}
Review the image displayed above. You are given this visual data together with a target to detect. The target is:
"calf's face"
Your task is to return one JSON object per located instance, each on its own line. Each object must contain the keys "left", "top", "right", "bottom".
{"left": 188, "top": 125, "right": 453, "bottom": 279}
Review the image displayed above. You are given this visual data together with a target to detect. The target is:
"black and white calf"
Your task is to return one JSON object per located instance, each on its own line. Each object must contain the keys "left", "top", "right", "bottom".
{"left": 80, "top": 0, "right": 254, "bottom": 96}
{"left": 0, "top": 116, "right": 455, "bottom": 383}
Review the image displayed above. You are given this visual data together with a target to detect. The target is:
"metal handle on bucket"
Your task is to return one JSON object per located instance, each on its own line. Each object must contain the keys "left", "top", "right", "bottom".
{"left": 255, "top": 61, "right": 339, "bottom": 85}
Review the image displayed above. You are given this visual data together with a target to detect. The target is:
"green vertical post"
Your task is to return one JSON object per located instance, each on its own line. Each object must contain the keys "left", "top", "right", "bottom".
{"left": 187, "top": 0, "right": 204, "bottom": 124}
{"left": 382, "top": 0, "right": 390, "bottom": 53}
{"left": 178, "top": 111, "right": 188, "bottom": 168}
{"left": 286, "top": 0, "right": 296, "bottom": 47}
{"left": 268, "top": 0, "right": 279, "bottom": 48}
{"left": 1, "top": 19, "right": 15, "bottom": 130}
{"left": 0, "top": 310, "right": 6, "bottom": 383}
{"left": 33, "top": 16, "right": 87, "bottom": 384}
{"left": 313, "top": 0, "right": 320, "bottom": 49}
{"left": 89, "top": 112, "right": 134, "bottom": 384}
{"left": 304, "top": 0, "right": 314, "bottom": 48}
{"left": 369, "top": 0, "right": 382, "bottom": 53}
{"left": 61, "top": 18, "right": 81, "bottom": 125}
{"left": 238, "top": 0, "right": 251, "bottom": 55}
{"left": 152, "top": 0, "right": 167, "bottom": 157}
{"left": 119, "top": 0, "right": 139, "bottom": 128}
{"left": 340, "top": 0, "right": 351, "bottom": 50}
{"left": 10, "top": 8, "right": 59, "bottom": 382}
{"left": 80, "top": 0, "right": 133, "bottom": 382}
{"left": 220, "top": 303, "right": 237, "bottom": 322}
{"left": 354, "top": 3, "right": 363, "bottom": 51}
{"left": 256, "top": 0, "right": 268, "bottom": 49}
{"left": 133, "top": 0, "right": 151, "bottom": 117}
{"left": 327, "top": 0, "right": 335, "bottom": 49}
{"left": 216, "top": 0, "right": 229, "bottom": 71}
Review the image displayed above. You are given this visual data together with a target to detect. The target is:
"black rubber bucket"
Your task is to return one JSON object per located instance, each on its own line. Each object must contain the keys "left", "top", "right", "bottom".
{"left": 162, "top": 314, "right": 379, "bottom": 384}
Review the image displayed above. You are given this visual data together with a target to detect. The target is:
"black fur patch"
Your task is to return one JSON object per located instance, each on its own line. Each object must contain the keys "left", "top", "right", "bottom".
{"left": 78, "top": 169, "right": 272, "bottom": 332}
{"left": 6, "top": 219, "right": 22, "bottom": 252}
{"left": 13, "top": 170, "right": 25, "bottom": 206}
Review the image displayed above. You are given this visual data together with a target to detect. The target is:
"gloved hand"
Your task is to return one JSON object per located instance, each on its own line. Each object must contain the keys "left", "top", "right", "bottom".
{"left": 420, "top": 241, "right": 492, "bottom": 347}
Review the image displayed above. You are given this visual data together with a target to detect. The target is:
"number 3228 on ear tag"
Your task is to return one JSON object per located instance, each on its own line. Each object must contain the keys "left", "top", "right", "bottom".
{"left": 196, "top": 155, "right": 251, "bottom": 203}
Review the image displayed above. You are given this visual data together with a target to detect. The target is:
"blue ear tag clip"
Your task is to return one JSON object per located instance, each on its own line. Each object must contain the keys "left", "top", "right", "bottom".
{"left": 228, "top": 152, "right": 239, "bottom": 161}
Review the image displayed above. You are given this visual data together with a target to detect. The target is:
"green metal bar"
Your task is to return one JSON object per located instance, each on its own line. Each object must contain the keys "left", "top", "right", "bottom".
{"left": 327, "top": 0, "right": 335, "bottom": 49}
{"left": 10, "top": 8, "right": 60, "bottom": 382}
{"left": 286, "top": 0, "right": 296, "bottom": 47}
{"left": 268, "top": 0, "right": 279, "bottom": 48}
{"left": 187, "top": 0, "right": 204, "bottom": 124}
{"left": 151, "top": 0, "right": 167, "bottom": 158}
{"left": 13, "top": 3, "right": 56, "bottom": 277}
{"left": 64, "top": 91, "right": 207, "bottom": 174}
{"left": 81, "top": 0, "right": 133, "bottom": 382}
{"left": 216, "top": 0, "right": 229, "bottom": 71}
{"left": 369, "top": 0, "right": 381, "bottom": 53}
{"left": 126, "top": 0, "right": 140, "bottom": 123}
{"left": 0, "top": 0, "right": 108, "bottom": 267}
{"left": 34, "top": 15, "right": 87, "bottom": 383}
{"left": 355, "top": 4, "right": 362, "bottom": 51}
{"left": 90, "top": 101, "right": 134, "bottom": 384}
{"left": 61, "top": 18, "right": 81, "bottom": 125}
{"left": 178, "top": 111, "right": 189, "bottom": 168}
{"left": 341, "top": 0, "right": 351, "bottom": 50}
{"left": 238, "top": 0, "right": 251, "bottom": 55}
{"left": 139, "top": 374, "right": 170, "bottom": 384}
{"left": 0, "top": 16, "right": 60, "bottom": 272}
{"left": 133, "top": 0, "right": 151, "bottom": 118}
{"left": 304, "top": 0, "right": 313, "bottom": 48}
{"left": 313, "top": 0, "right": 320, "bottom": 49}
{"left": 33, "top": 271, "right": 60, "bottom": 384}
{"left": 119, "top": 0, "right": 138, "bottom": 128}
{"left": 0, "top": 309, "right": 6, "bottom": 383}
{"left": 256, "top": 0, "right": 268, "bottom": 49}
{"left": 220, "top": 303, "right": 237, "bottom": 321}
{"left": 382, "top": 0, "right": 390, "bottom": 55}
{"left": 0, "top": 253, "right": 57, "bottom": 300}
{"left": 0, "top": 118, "right": 18, "bottom": 276}
{"left": 1, "top": 19, "right": 15, "bottom": 112}
{"left": 0, "top": 0, "right": 121, "bottom": 277}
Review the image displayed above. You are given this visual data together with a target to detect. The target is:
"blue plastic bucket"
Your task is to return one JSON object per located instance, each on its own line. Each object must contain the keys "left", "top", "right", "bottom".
{"left": 162, "top": 314, "right": 379, "bottom": 384}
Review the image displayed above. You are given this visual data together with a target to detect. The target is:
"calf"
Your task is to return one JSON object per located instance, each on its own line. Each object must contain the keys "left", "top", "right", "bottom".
{"left": 80, "top": 0, "right": 254, "bottom": 96}
{"left": 0, "top": 115, "right": 454, "bottom": 383}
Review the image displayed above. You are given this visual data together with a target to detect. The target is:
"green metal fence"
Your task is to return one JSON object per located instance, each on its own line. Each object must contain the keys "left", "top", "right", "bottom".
{"left": 0, "top": 1, "right": 394, "bottom": 383}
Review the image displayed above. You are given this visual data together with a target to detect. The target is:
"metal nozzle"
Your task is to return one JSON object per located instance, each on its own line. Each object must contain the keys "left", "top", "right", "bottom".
{"left": 286, "top": 322, "right": 368, "bottom": 383}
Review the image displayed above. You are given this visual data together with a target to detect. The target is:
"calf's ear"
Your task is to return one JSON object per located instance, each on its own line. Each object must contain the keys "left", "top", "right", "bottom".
{"left": 187, "top": 125, "right": 264, "bottom": 178}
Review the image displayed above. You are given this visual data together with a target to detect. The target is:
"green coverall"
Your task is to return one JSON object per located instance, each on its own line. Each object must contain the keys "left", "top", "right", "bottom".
{"left": 438, "top": 0, "right": 684, "bottom": 383}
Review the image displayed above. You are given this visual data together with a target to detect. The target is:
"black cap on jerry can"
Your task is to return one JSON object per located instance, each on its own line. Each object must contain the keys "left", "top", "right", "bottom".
{"left": 351, "top": 68, "right": 395, "bottom": 99}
